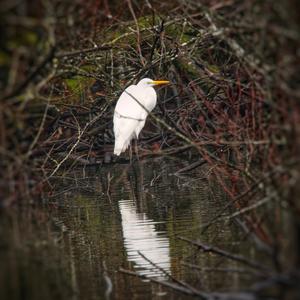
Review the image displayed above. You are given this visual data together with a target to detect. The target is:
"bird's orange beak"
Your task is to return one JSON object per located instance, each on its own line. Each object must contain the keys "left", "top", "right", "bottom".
{"left": 152, "top": 80, "right": 170, "bottom": 85}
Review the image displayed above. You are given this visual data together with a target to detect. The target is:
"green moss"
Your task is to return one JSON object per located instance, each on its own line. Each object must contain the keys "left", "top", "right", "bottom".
{"left": 80, "top": 64, "right": 96, "bottom": 73}
{"left": 0, "top": 51, "right": 10, "bottom": 66}
{"left": 100, "top": 15, "right": 162, "bottom": 47}
{"left": 65, "top": 77, "right": 80, "bottom": 93}
{"left": 24, "top": 31, "right": 38, "bottom": 45}
{"left": 64, "top": 73, "right": 93, "bottom": 103}
{"left": 64, "top": 75, "right": 92, "bottom": 94}
{"left": 175, "top": 58, "right": 199, "bottom": 79}
{"left": 207, "top": 64, "right": 220, "bottom": 74}
{"left": 136, "top": 15, "right": 160, "bottom": 29}
{"left": 7, "top": 29, "right": 39, "bottom": 49}
{"left": 63, "top": 63, "right": 96, "bottom": 97}
{"left": 165, "top": 22, "right": 196, "bottom": 44}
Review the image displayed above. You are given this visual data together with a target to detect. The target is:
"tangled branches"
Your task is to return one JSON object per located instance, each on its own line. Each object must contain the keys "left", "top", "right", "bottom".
{"left": 0, "top": 0, "right": 300, "bottom": 295}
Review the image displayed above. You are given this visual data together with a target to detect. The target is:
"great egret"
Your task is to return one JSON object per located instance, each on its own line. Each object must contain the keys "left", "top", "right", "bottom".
{"left": 113, "top": 78, "right": 169, "bottom": 156}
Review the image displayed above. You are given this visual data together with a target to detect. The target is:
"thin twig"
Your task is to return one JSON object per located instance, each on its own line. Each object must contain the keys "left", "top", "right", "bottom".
{"left": 178, "top": 236, "right": 272, "bottom": 273}
{"left": 119, "top": 268, "right": 210, "bottom": 299}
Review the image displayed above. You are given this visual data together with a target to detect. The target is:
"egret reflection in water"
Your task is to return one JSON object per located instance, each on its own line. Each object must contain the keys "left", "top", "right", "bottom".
{"left": 119, "top": 199, "right": 171, "bottom": 279}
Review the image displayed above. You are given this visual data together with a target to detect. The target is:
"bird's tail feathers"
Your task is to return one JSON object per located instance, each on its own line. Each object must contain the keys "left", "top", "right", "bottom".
{"left": 114, "top": 137, "right": 130, "bottom": 156}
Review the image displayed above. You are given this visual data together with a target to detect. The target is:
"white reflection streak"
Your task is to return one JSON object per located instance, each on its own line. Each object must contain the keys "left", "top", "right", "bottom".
{"left": 119, "top": 199, "right": 171, "bottom": 280}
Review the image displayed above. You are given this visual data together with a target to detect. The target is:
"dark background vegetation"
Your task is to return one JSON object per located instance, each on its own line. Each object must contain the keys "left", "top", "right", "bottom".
{"left": 0, "top": 0, "right": 299, "bottom": 298}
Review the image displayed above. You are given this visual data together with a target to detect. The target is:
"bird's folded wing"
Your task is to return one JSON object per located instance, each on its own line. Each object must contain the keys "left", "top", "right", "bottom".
{"left": 114, "top": 85, "right": 147, "bottom": 119}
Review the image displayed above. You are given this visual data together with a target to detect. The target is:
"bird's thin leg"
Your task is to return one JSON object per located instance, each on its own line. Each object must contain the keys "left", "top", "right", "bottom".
{"left": 129, "top": 143, "right": 133, "bottom": 164}
{"left": 134, "top": 139, "right": 139, "bottom": 161}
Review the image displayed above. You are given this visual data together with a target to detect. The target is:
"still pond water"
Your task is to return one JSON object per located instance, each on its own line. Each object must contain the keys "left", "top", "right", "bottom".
{"left": 0, "top": 157, "right": 260, "bottom": 300}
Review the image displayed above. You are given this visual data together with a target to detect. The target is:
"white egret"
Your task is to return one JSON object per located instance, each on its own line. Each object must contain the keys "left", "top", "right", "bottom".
{"left": 113, "top": 78, "right": 169, "bottom": 156}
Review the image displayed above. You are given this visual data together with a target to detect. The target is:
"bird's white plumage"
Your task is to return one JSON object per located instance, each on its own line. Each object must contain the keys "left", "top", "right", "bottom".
{"left": 113, "top": 78, "right": 158, "bottom": 155}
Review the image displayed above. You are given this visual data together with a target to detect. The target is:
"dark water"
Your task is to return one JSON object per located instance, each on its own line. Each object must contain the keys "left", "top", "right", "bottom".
{"left": 0, "top": 158, "right": 263, "bottom": 300}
